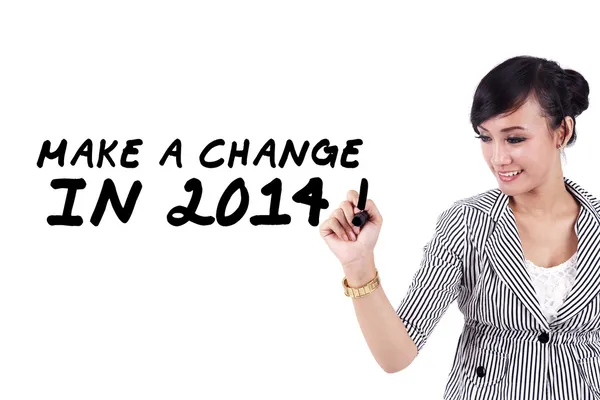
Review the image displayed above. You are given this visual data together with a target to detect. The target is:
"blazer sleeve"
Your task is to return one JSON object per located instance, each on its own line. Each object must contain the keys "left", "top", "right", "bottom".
{"left": 395, "top": 202, "right": 465, "bottom": 353}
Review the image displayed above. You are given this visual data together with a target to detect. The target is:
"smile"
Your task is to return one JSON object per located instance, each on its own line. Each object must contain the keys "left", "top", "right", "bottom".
{"left": 498, "top": 170, "right": 523, "bottom": 177}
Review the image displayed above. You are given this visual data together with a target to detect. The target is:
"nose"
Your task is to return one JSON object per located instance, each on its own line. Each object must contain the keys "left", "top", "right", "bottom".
{"left": 491, "top": 143, "right": 511, "bottom": 167}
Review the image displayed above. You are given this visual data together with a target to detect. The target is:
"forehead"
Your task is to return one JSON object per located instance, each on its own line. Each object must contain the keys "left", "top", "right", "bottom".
{"left": 478, "top": 96, "right": 546, "bottom": 133}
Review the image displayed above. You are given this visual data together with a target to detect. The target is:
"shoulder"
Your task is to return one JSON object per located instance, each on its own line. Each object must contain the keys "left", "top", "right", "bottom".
{"left": 565, "top": 177, "right": 600, "bottom": 212}
{"left": 428, "top": 189, "right": 494, "bottom": 235}
{"left": 437, "top": 187, "right": 501, "bottom": 220}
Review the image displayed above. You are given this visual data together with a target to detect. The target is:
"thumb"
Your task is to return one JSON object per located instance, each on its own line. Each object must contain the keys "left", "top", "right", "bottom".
{"left": 354, "top": 200, "right": 382, "bottom": 226}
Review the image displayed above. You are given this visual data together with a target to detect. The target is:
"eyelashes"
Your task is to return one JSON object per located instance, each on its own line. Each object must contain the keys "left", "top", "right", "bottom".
{"left": 474, "top": 135, "right": 525, "bottom": 144}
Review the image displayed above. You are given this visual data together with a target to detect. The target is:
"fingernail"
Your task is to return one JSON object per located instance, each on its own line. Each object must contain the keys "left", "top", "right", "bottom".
{"left": 353, "top": 226, "right": 360, "bottom": 235}
{"left": 343, "top": 234, "right": 349, "bottom": 241}
{"left": 349, "top": 232, "right": 356, "bottom": 241}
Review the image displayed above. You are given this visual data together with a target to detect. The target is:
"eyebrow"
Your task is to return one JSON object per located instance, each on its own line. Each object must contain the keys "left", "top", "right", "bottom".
{"left": 478, "top": 125, "right": 527, "bottom": 133}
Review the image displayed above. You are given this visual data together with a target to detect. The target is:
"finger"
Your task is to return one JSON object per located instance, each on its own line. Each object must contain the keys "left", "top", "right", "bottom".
{"left": 319, "top": 216, "right": 349, "bottom": 241}
{"left": 351, "top": 199, "right": 383, "bottom": 227}
{"left": 362, "top": 199, "right": 383, "bottom": 226}
{"left": 330, "top": 216, "right": 350, "bottom": 241}
{"left": 346, "top": 190, "right": 364, "bottom": 235}
{"left": 339, "top": 201, "right": 355, "bottom": 226}
{"left": 338, "top": 203, "right": 357, "bottom": 240}
{"left": 346, "top": 190, "right": 359, "bottom": 208}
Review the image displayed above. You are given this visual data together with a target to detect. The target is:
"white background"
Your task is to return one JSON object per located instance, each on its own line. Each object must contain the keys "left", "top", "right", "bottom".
{"left": 2, "top": 1, "right": 600, "bottom": 399}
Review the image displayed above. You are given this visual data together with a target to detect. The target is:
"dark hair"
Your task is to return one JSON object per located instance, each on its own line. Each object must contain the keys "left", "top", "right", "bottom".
{"left": 470, "top": 55, "right": 590, "bottom": 147}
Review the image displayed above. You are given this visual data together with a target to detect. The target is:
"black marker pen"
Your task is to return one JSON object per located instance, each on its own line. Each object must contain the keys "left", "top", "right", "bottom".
{"left": 352, "top": 178, "right": 369, "bottom": 227}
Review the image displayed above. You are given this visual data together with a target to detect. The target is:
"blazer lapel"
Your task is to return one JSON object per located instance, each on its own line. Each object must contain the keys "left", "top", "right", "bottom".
{"left": 483, "top": 177, "right": 600, "bottom": 330}
{"left": 552, "top": 178, "right": 600, "bottom": 326}
{"left": 484, "top": 194, "right": 549, "bottom": 330}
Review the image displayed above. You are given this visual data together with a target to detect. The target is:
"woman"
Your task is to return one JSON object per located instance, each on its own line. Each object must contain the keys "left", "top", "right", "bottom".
{"left": 319, "top": 55, "right": 597, "bottom": 399}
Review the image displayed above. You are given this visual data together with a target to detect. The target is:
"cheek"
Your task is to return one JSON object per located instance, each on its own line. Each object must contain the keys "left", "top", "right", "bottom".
{"left": 515, "top": 145, "right": 545, "bottom": 165}
{"left": 511, "top": 147, "right": 528, "bottom": 161}
{"left": 480, "top": 146, "right": 494, "bottom": 164}
{"left": 513, "top": 147, "right": 556, "bottom": 174}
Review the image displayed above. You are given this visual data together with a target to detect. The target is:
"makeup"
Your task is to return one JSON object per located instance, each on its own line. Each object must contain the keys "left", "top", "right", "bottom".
{"left": 352, "top": 178, "right": 369, "bottom": 227}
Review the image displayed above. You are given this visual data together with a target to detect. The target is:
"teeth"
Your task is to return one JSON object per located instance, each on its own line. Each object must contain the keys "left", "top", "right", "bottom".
{"left": 499, "top": 170, "right": 523, "bottom": 177}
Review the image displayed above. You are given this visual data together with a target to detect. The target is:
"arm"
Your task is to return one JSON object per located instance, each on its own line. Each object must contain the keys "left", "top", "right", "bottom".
{"left": 345, "top": 256, "right": 418, "bottom": 373}
{"left": 348, "top": 203, "right": 465, "bottom": 373}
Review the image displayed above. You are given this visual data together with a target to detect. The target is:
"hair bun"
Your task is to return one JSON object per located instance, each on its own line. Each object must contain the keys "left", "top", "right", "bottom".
{"left": 563, "top": 68, "right": 590, "bottom": 116}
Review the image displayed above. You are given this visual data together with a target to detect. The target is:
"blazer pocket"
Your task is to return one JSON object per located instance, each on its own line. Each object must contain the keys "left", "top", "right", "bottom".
{"left": 577, "top": 356, "right": 600, "bottom": 396}
{"left": 463, "top": 346, "right": 508, "bottom": 387}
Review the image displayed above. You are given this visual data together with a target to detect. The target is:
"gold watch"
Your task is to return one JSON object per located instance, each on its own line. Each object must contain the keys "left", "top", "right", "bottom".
{"left": 342, "top": 269, "right": 380, "bottom": 298}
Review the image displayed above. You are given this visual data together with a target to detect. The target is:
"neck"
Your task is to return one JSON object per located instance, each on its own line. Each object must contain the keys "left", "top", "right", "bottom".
{"left": 509, "top": 176, "right": 574, "bottom": 219}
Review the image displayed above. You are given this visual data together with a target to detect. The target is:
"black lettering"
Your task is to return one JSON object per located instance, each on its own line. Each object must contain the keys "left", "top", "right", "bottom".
{"left": 199, "top": 139, "right": 225, "bottom": 168}
{"left": 340, "top": 139, "right": 362, "bottom": 168}
{"left": 227, "top": 139, "right": 249, "bottom": 168}
{"left": 70, "top": 139, "right": 94, "bottom": 168}
{"left": 121, "top": 139, "right": 143, "bottom": 168}
{"left": 47, "top": 178, "right": 86, "bottom": 226}
{"left": 37, "top": 139, "right": 67, "bottom": 168}
{"left": 159, "top": 139, "right": 183, "bottom": 168}
{"left": 167, "top": 178, "right": 215, "bottom": 226}
{"left": 216, "top": 178, "right": 249, "bottom": 226}
{"left": 97, "top": 139, "right": 118, "bottom": 168}
{"left": 252, "top": 139, "right": 276, "bottom": 168}
{"left": 90, "top": 179, "right": 142, "bottom": 226}
{"left": 292, "top": 177, "right": 329, "bottom": 226}
{"left": 278, "top": 140, "right": 309, "bottom": 168}
{"left": 311, "top": 139, "right": 337, "bottom": 168}
{"left": 249, "top": 178, "right": 291, "bottom": 225}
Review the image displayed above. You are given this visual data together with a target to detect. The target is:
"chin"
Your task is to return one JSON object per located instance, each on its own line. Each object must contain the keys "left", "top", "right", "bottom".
{"left": 496, "top": 176, "right": 525, "bottom": 195}
{"left": 498, "top": 186, "right": 520, "bottom": 196}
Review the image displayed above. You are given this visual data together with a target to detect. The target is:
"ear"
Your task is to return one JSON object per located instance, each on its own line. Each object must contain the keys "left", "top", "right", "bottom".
{"left": 558, "top": 116, "right": 575, "bottom": 146}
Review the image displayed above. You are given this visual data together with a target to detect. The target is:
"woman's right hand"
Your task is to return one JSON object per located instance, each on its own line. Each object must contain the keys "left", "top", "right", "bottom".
{"left": 319, "top": 189, "right": 383, "bottom": 274}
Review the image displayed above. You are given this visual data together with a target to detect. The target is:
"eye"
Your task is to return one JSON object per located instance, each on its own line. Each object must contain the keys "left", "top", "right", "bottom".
{"left": 474, "top": 135, "right": 525, "bottom": 144}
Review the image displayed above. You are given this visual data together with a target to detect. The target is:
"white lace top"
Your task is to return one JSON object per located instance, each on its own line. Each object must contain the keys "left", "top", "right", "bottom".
{"left": 525, "top": 252, "right": 578, "bottom": 324}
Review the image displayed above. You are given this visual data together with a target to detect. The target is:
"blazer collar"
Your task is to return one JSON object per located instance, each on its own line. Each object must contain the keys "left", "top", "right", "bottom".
{"left": 482, "top": 177, "right": 600, "bottom": 329}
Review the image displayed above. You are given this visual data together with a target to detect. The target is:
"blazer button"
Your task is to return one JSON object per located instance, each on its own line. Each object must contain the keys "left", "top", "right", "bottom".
{"left": 538, "top": 332, "right": 550, "bottom": 344}
{"left": 476, "top": 366, "right": 486, "bottom": 377}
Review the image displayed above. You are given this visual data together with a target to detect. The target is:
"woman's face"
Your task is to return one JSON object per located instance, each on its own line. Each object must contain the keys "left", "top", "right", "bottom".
{"left": 476, "top": 96, "right": 567, "bottom": 196}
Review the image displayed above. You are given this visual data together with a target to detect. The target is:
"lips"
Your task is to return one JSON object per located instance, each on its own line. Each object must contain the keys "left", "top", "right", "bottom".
{"left": 498, "top": 170, "right": 523, "bottom": 176}
{"left": 497, "top": 169, "right": 524, "bottom": 182}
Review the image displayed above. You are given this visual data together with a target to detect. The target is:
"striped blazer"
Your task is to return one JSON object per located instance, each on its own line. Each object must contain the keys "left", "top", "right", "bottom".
{"left": 396, "top": 177, "right": 600, "bottom": 400}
